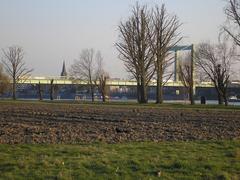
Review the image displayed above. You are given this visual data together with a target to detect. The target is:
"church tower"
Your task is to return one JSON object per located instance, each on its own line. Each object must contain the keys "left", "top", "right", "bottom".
{"left": 61, "top": 61, "right": 67, "bottom": 77}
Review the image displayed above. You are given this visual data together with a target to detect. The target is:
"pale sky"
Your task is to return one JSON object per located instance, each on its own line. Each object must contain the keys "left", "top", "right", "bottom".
{"left": 0, "top": 0, "right": 226, "bottom": 78}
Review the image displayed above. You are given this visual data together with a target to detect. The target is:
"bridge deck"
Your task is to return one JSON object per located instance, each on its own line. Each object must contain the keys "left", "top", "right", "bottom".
{"left": 18, "top": 78, "right": 214, "bottom": 88}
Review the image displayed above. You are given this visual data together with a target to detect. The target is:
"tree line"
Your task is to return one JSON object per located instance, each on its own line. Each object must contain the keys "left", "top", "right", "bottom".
{"left": 116, "top": 1, "right": 240, "bottom": 105}
{"left": 116, "top": 3, "right": 182, "bottom": 104}
{"left": 0, "top": 46, "right": 110, "bottom": 102}
{"left": 0, "top": 0, "right": 240, "bottom": 106}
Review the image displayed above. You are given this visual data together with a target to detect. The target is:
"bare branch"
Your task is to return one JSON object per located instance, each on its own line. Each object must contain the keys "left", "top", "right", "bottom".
{"left": 223, "top": 0, "right": 240, "bottom": 46}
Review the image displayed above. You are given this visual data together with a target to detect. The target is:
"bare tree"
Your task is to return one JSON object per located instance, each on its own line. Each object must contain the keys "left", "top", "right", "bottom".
{"left": 1, "top": 46, "right": 33, "bottom": 100}
{"left": 116, "top": 3, "right": 155, "bottom": 103}
{"left": 70, "top": 49, "right": 97, "bottom": 102}
{"left": 70, "top": 49, "right": 95, "bottom": 102}
{"left": 178, "top": 52, "right": 195, "bottom": 105}
{"left": 98, "top": 72, "right": 110, "bottom": 102}
{"left": 195, "top": 42, "right": 236, "bottom": 106}
{"left": 0, "top": 64, "right": 10, "bottom": 96}
{"left": 95, "top": 52, "right": 110, "bottom": 102}
{"left": 151, "top": 4, "right": 182, "bottom": 104}
{"left": 224, "top": 0, "right": 240, "bottom": 46}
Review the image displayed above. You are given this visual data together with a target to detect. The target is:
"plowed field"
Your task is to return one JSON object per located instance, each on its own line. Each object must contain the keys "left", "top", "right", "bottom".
{"left": 0, "top": 102, "right": 240, "bottom": 144}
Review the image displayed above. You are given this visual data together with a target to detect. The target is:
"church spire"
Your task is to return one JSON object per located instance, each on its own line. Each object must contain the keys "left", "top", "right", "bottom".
{"left": 61, "top": 61, "right": 67, "bottom": 77}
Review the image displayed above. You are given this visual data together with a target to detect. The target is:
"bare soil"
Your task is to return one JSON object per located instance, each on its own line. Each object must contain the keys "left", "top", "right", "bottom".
{"left": 0, "top": 102, "right": 240, "bottom": 144}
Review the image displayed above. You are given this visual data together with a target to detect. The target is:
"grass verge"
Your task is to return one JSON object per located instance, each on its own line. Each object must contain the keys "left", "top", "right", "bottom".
{"left": 1, "top": 99, "right": 240, "bottom": 111}
{"left": 0, "top": 141, "right": 239, "bottom": 179}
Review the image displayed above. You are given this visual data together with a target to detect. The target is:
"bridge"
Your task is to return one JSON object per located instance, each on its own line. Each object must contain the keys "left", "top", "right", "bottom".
{"left": 15, "top": 45, "right": 240, "bottom": 89}
{"left": 18, "top": 76, "right": 214, "bottom": 88}
{"left": 17, "top": 44, "right": 213, "bottom": 88}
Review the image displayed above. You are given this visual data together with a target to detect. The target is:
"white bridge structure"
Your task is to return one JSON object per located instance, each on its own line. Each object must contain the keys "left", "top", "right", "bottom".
{"left": 16, "top": 45, "right": 240, "bottom": 88}
{"left": 18, "top": 76, "right": 214, "bottom": 88}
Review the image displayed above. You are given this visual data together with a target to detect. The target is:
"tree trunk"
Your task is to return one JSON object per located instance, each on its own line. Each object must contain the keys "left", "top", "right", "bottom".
{"left": 156, "top": 71, "right": 161, "bottom": 104}
{"left": 140, "top": 76, "right": 148, "bottom": 104}
{"left": 137, "top": 79, "right": 141, "bottom": 103}
{"left": 38, "top": 82, "right": 43, "bottom": 101}
{"left": 50, "top": 79, "right": 54, "bottom": 101}
{"left": 12, "top": 78, "right": 16, "bottom": 100}
{"left": 189, "top": 86, "right": 195, "bottom": 105}
{"left": 224, "top": 97, "right": 228, "bottom": 106}
{"left": 156, "top": 69, "right": 163, "bottom": 104}
{"left": 101, "top": 81, "right": 106, "bottom": 103}
{"left": 102, "top": 91, "right": 105, "bottom": 102}
{"left": 90, "top": 84, "right": 94, "bottom": 102}
{"left": 223, "top": 91, "right": 228, "bottom": 106}
{"left": 190, "top": 45, "right": 195, "bottom": 105}
{"left": 140, "top": 85, "right": 148, "bottom": 103}
{"left": 159, "top": 84, "right": 163, "bottom": 104}
{"left": 217, "top": 92, "right": 223, "bottom": 105}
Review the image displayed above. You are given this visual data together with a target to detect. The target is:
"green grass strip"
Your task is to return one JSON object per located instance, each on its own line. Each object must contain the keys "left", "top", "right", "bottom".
{"left": 0, "top": 141, "right": 239, "bottom": 179}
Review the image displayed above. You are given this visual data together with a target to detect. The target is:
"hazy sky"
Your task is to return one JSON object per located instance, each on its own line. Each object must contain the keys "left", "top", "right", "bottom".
{"left": 0, "top": 0, "right": 226, "bottom": 78}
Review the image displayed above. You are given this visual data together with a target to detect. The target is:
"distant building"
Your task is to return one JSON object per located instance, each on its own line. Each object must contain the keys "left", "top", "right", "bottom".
{"left": 61, "top": 61, "right": 67, "bottom": 77}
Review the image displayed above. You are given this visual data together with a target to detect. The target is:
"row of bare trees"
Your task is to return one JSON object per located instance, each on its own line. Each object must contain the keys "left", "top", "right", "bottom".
{"left": 0, "top": 46, "right": 110, "bottom": 101}
{"left": 116, "top": 3, "right": 182, "bottom": 104}
{"left": 117, "top": 1, "right": 240, "bottom": 105}
{"left": 193, "top": 0, "right": 240, "bottom": 106}
{"left": 195, "top": 42, "right": 237, "bottom": 106}
{"left": 177, "top": 0, "right": 240, "bottom": 106}
{"left": 0, "top": 46, "right": 54, "bottom": 100}
{"left": 178, "top": 42, "right": 237, "bottom": 106}
{"left": 69, "top": 49, "right": 110, "bottom": 102}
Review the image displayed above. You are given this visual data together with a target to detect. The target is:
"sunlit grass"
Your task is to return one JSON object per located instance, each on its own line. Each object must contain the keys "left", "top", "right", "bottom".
{"left": 0, "top": 141, "right": 239, "bottom": 179}
{"left": 1, "top": 99, "right": 240, "bottom": 111}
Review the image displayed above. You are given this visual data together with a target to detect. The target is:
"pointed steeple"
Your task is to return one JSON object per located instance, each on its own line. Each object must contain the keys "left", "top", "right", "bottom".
{"left": 61, "top": 61, "right": 67, "bottom": 77}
